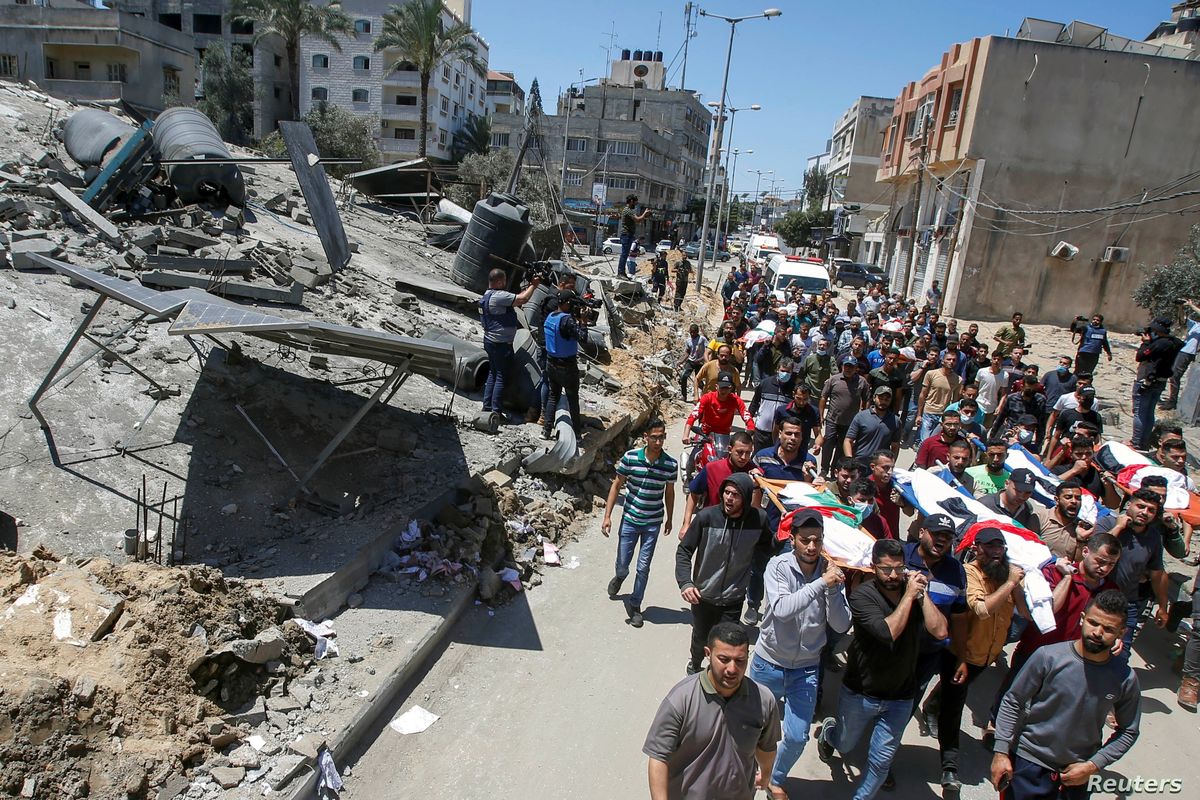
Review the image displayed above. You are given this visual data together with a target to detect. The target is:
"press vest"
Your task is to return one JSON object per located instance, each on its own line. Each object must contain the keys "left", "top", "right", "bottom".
{"left": 544, "top": 311, "right": 578, "bottom": 358}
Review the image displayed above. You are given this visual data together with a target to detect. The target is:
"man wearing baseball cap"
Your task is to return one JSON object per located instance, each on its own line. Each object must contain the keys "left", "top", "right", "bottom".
{"left": 750, "top": 509, "right": 851, "bottom": 788}
{"left": 979, "top": 468, "right": 1043, "bottom": 536}
{"left": 815, "top": 355, "right": 869, "bottom": 476}
{"left": 844, "top": 386, "right": 901, "bottom": 464}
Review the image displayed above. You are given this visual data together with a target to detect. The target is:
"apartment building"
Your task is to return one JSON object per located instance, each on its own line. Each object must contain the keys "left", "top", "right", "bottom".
{"left": 873, "top": 16, "right": 1200, "bottom": 330}
{"left": 0, "top": 5, "right": 194, "bottom": 115}
{"left": 298, "top": 0, "right": 489, "bottom": 164}
{"left": 115, "top": 0, "right": 290, "bottom": 137}
{"left": 484, "top": 70, "right": 523, "bottom": 116}
{"left": 1145, "top": 0, "right": 1200, "bottom": 54}
{"left": 824, "top": 96, "right": 894, "bottom": 261}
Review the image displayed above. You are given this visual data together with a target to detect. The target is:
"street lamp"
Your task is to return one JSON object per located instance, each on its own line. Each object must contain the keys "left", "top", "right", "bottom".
{"left": 748, "top": 168, "right": 773, "bottom": 227}
{"left": 694, "top": 7, "right": 782, "bottom": 293}
{"left": 559, "top": 74, "right": 600, "bottom": 198}
{"left": 709, "top": 102, "right": 760, "bottom": 252}
{"left": 721, "top": 147, "right": 752, "bottom": 243}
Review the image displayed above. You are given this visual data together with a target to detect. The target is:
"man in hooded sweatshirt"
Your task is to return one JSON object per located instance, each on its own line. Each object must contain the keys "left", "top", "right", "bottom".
{"left": 677, "top": 471, "right": 775, "bottom": 676}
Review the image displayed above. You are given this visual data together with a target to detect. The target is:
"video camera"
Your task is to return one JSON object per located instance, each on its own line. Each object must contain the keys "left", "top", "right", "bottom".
{"left": 566, "top": 292, "right": 602, "bottom": 326}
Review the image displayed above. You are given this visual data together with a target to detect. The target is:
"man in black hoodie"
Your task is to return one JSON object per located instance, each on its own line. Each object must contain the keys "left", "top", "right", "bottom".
{"left": 677, "top": 471, "right": 775, "bottom": 676}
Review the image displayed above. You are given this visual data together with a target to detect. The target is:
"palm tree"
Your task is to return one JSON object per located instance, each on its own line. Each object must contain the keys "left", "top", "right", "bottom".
{"left": 451, "top": 113, "right": 490, "bottom": 161}
{"left": 228, "top": 0, "right": 355, "bottom": 122}
{"left": 373, "top": 0, "right": 486, "bottom": 158}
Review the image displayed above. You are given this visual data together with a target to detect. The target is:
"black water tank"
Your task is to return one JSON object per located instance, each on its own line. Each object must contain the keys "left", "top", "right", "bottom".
{"left": 451, "top": 192, "right": 533, "bottom": 293}
{"left": 655, "top": 50, "right": 664, "bottom": 62}
{"left": 621, "top": 48, "right": 631, "bottom": 60}
{"left": 633, "top": 49, "right": 644, "bottom": 61}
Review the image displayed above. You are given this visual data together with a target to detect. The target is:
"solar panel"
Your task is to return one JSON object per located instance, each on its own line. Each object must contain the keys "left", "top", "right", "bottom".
{"left": 36, "top": 256, "right": 192, "bottom": 317}
{"left": 169, "top": 299, "right": 305, "bottom": 335}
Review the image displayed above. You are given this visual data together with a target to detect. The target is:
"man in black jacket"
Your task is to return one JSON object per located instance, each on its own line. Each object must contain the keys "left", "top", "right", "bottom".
{"left": 676, "top": 471, "right": 774, "bottom": 676}
{"left": 1132, "top": 318, "right": 1182, "bottom": 450}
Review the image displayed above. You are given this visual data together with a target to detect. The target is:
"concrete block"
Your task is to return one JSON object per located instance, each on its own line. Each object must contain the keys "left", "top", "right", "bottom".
{"left": 289, "top": 264, "right": 330, "bottom": 289}
{"left": 156, "top": 245, "right": 189, "bottom": 257}
{"left": 164, "top": 228, "right": 222, "bottom": 250}
{"left": 265, "top": 695, "right": 302, "bottom": 714}
{"left": 46, "top": 182, "right": 120, "bottom": 243}
{"left": 223, "top": 697, "right": 267, "bottom": 727}
{"left": 482, "top": 469, "right": 514, "bottom": 489}
{"left": 10, "top": 229, "right": 48, "bottom": 242}
{"left": 11, "top": 238, "right": 60, "bottom": 269}
{"left": 124, "top": 225, "right": 162, "bottom": 249}
{"left": 218, "top": 626, "right": 285, "bottom": 664}
{"left": 140, "top": 270, "right": 304, "bottom": 305}
{"left": 266, "top": 754, "right": 306, "bottom": 791}
{"left": 209, "top": 766, "right": 244, "bottom": 789}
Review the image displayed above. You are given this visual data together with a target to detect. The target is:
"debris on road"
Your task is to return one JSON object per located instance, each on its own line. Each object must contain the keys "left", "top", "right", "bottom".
{"left": 388, "top": 705, "right": 439, "bottom": 735}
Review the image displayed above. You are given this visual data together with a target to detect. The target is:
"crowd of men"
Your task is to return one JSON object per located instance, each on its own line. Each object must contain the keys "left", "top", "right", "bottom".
{"left": 594, "top": 255, "right": 1200, "bottom": 800}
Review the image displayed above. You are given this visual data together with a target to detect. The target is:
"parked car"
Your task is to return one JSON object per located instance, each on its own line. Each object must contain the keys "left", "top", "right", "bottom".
{"left": 655, "top": 239, "right": 674, "bottom": 254}
{"left": 683, "top": 242, "right": 731, "bottom": 261}
{"left": 601, "top": 237, "right": 644, "bottom": 256}
{"left": 833, "top": 262, "right": 888, "bottom": 289}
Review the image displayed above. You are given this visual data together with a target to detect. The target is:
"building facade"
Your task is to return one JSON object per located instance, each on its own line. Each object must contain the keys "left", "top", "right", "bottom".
{"left": 874, "top": 18, "right": 1200, "bottom": 330}
{"left": 298, "top": 0, "right": 489, "bottom": 164}
{"left": 1146, "top": 0, "right": 1200, "bottom": 54}
{"left": 825, "top": 95, "right": 894, "bottom": 261}
{"left": 484, "top": 70, "right": 523, "bottom": 116}
{"left": 113, "top": 0, "right": 290, "bottom": 137}
{"left": 0, "top": 5, "right": 195, "bottom": 115}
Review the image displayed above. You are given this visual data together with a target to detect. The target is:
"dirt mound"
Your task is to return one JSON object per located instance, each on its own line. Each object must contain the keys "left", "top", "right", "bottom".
{"left": 0, "top": 551, "right": 309, "bottom": 799}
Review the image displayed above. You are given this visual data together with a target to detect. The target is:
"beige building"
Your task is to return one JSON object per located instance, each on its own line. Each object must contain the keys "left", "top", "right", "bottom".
{"left": 484, "top": 70, "right": 523, "bottom": 116}
{"left": 874, "top": 17, "right": 1200, "bottom": 331}
{"left": 1145, "top": 0, "right": 1200, "bottom": 54}
{"left": 824, "top": 95, "right": 894, "bottom": 261}
{"left": 299, "top": 0, "right": 489, "bottom": 164}
{"left": 0, "top": 5, "right": 194, "bottom": 115}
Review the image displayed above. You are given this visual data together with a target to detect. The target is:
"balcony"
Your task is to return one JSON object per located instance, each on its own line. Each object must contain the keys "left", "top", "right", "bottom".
{"left": 380, "top": 137, "right": 420, "bottom": 154}
{"left": 41, "top": 79, "right": 124, "bottom": 103}
{"left": 383, "top": 69, "right": 421, "bottom": 87}
{"left": 382, "top": 104, "right": 422, "bottom": 122}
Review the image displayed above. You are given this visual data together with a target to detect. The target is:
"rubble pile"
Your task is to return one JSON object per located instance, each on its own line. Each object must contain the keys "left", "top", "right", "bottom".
{"left": 0, "top": 549, "right": 313, "bottom": 799}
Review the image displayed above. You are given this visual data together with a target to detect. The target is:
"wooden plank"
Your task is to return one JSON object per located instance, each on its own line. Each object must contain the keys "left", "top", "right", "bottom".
{"left": 145, "top": 255, "right": 255, "bottom": 273}
{"left": 47, "top": 182, "right": 121, "bottom": 243}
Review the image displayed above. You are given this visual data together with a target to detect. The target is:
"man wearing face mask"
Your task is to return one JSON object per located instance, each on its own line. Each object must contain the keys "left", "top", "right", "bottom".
{"left": 990, "top": 370, "right": 1048, "bottom": 447}
{"left": 933, "top": 527, "right": 1029, "bottom": 797}
{"left": 750, "top": 358, "right": 797, "bottom": 452}
{"left": 1132, "top": 318, "right": 1182, "bottom": 450}
{"left": 1042, "top": 355, "right": 1078, "bottom": 407}
{"left": 849, "top": 478, "right": 893, "bottom": 540}
{"left": 979, "top": 468, "right": 1043, "bottom": 536}
{"left": 750, "top": 510, "right": 851, "bottom": 788}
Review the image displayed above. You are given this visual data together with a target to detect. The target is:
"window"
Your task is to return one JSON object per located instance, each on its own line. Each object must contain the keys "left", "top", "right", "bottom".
{"left": 565, "top": 137, "right": 588, "bottom": 152}
{"left": 354, "top": 19, "right": 372, "bottom": 34}
{"left": 353, "top": 56, "right": 370, "bottom": 71}
{"left": 440, "top": 96, "right": 449, "bottom": 114}
{"left": 311, "top": 87, "right": 328, "bottom": 101}
{"left": 44, "top": 58, "right": 56, "bottom": 79}
{"left": 453, "top": 102, "right": 460, "bottom": 117}
{"left": 946, "top": 86, "right": 963, "bottom": 126}
{"left": 468, "top": 81, "right": 475, "bottom": 97}
{"left": 607, "top": 176, "right": 638, "bottom": 190}
{"left": 234, "top": 43, "right": 253, "bottom": 67}
{"left": 163, "top": 67, "right": 180, "bottom": 98}
{"left": 564, "top": 171, "right": 584, "bottom": 187}
{"left": 0, "top": 54, "right": 16, "bottom": 78}
{"left": 439, "top": 129, "right": 447, "bottom": 147}
{"left": 490, "top": 132, "right": 510, "bottom": 147}
{"left": 74, "top": 62, "right": 91, "bottom": 81}
{"left": 910, "top": 91, "right": 937, "bottom": 137}
{"left": 394, "top": 95, "right": 417, "bottom": 105}
{"left": 442, "top": 64, "right": 451, "bottom": 79}
{"left": 159, "top": 13, "right": 182, "bottom": 30}
{"left": 273, "top": 87, "right": 281, "bottom": 99}
{"left": 601, "top": 140, "right": 640, "bottom": 157}
{"left": 274, "top": 54, "right": 282, "bottom": 67}
{"left": 312, "top": 54, "right": 329, "bottom": 69}
{"left": 394, "top": 128, "right": 416, "bottom": 140}
{"left": 193, "top": 13, "right": 222, "bottom": 35}
{"left": 107, "top": 63, "right": 127, "bottom": 83}
{"left": 454, "top": 71, "right": 461, "bottom": 87}
{"left": 231, "top": 19, "right": 254, "bottom": 35}
{"left": 352, "top": 88, "right": 369, "bottom": 102}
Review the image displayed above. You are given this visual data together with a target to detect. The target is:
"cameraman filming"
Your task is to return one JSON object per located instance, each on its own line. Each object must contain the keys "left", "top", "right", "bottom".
{"left": 481, "top": 268, "right": 540, "bottom": 417}
{"left": 528, "top": 270, "right": 578, "bottom": 424}
{"left": 542, "top": 290, "right": 588, "bottom": 440}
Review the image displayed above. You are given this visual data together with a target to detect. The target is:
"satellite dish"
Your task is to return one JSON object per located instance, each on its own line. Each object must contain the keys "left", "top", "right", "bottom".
{"left": 633, "top": 64, "right": 649, "bottom": 78}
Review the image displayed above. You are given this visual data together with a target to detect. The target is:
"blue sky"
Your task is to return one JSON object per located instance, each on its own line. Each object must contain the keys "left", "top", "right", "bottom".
{"left": 473, "top": 1, "right": 1167, "bottom": 197}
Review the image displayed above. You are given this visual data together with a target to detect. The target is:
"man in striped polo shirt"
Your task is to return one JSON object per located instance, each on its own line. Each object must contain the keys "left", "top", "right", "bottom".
{"left": 603, "top": 418, "right": 679, "bottom": 628}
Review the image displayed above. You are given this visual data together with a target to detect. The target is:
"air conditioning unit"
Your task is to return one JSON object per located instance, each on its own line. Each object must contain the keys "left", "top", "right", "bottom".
{"left": 1103, "top": 246, "right": 1130, "bottom": 263}
{"left": 1049, "top": 241, "right": 1078, "bottom": 260}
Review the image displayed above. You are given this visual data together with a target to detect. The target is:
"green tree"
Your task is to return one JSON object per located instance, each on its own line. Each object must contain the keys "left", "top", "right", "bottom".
{"left": 774, "top": 209, "right": 834, "bottom": 249}
{"left": 528, "top": 77, "right": 543, "bottom": 116}
{"left": 447, "top": 148, "right": 553, "bottom": 228}
{"left": 228, "top": 0, "right": 355, "bottom": 122}
{"left": 1133, "top": 224, "right": 1200, "bottom": 321}
{"left": 373, "top": 0, "right": 485, "bottom": 159}
{"left": 198, "top": 46, "right": 255, "bottom": 144}
{"left": 452, "top": 113, "right": 491, "bottom": 161}
{"left": 803, "top": 164, "right": 829, "bottom": 213}
{"left": 260, "top": 102, "right": 379, "bottom": 178}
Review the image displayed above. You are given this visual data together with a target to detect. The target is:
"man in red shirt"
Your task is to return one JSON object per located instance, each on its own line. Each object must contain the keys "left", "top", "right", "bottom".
{"left": 914, "top": 409, "right": 964, "bottom": 469}
{"left": 684, "top": 373, "right": 755, "bottom": 440}
{"left": 985, "top": 532, "right": 1122, "bottom": 735}
{"left": 867, "top": 451, "right": 901, "bottom": 535}
{"left": 678, "top": 432, "right": 761, "bottom": 538}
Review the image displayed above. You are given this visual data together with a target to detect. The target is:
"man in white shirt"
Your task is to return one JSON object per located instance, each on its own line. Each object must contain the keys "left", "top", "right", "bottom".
{"left": 974, "top": 350, "right": 1006, "bottom": 429}
{"left": 1163, "top": 299, "right": 1200, "bottom": 410}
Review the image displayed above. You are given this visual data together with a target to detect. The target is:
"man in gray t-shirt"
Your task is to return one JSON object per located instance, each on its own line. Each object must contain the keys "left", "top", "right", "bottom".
{"left": 992, "top": 590, "right": 1140, "bottom": 798}
{"left": 479, "top": 267, "right": 539, "bottom": 414}
{"left": 644, "top": 622, "right": 784, "bottom": 800}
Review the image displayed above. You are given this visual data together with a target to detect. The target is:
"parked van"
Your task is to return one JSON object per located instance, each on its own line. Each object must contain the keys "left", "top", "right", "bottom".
{"left": 745, "top": 233, "right": 782, "bottom": 270}
{"left": 765, "top": 254, "right": 831, "bottom": 300}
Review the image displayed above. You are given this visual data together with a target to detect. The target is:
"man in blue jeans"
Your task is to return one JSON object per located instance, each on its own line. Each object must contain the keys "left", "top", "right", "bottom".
{"left": 602, "top": 419, "right": 678, "bottom": 628}
{"left": 816, "top": 538, "right": 949, "bottom": 800}
{"left": 479, "top": 268, "right": 541, "bottom": 415}
{"left": 617, "top": 194, "right": 652, "bottom": 278}
{"left": 750, "top": 509, "right": 851, "bottom": 789}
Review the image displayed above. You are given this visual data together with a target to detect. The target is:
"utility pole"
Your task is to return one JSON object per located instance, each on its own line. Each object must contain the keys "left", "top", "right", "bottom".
{"left": 902, "top": 116, "right": 931, "bottom": 300}
{"left": 681, "top": 3, "right": 694, "bottom": 91}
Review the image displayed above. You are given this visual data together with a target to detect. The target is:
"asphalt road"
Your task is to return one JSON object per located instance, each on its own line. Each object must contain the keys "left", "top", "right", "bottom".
{"left": 340, "top": 412, "right": 1200, "bottom": 800}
